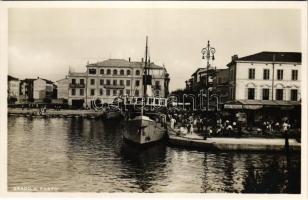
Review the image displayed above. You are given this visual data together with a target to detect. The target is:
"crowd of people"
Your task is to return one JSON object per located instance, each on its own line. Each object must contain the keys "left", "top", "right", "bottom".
{"left": 168, "top": 110, "right": 298, "bottom": 139}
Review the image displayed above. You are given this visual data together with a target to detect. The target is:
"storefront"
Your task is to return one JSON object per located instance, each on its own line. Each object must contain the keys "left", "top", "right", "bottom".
{"left": 223, "top": 100, "right": 301, "bottom": 128}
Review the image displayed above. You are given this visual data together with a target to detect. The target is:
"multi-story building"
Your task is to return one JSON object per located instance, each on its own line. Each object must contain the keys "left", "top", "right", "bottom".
{"left": 19, "top": 77, "right": 57, "bottom": 102}
{"left": 68, "top": 58, "right": 170, "bottom": 108}
{"left": 56, "top": 77, "right": 69, "bottom": 100}
{"left": 185, "top": 67, "right": 216, "bottom": 93}
{"left": 33, "top": 77, "right": 56, "bottom": 100}
{"left": 8, "top": 75, "right": 20, "bottom": 103}
{"left": 226, "top": 51, "right": 301, "bottom": 125}
{"left": 213, "top": 68, "right": 229, "bottom": 104}
{"left": 19, "top": 78, "right": 35, "bottom": 102}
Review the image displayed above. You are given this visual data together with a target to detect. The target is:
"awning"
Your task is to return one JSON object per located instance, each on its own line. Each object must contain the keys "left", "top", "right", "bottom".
{"left": 224, "top": 104, "right": 243, "bottom": 109}
{"left": 243, "top": 105, "right": 263, "bottom": 110}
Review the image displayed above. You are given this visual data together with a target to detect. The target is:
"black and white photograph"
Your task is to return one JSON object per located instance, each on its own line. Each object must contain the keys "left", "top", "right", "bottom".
{"left": 0, "top": 1, "right": 307, "bottom": 198}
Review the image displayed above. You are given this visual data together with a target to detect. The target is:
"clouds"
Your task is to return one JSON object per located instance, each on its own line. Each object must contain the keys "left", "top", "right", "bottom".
{"left": 8, "top": 8, "right": 301, "bottom": 90}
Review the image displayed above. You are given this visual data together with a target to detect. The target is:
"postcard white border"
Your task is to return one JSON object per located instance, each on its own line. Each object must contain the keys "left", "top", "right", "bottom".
{"left": 0, "top": 1, "right": 307, "bottom": 200}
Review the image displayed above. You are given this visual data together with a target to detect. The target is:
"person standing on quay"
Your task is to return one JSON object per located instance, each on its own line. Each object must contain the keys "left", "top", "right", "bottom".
{"left": 170, "top": 117, "right": 176, "bottom": 130}
{"left": 282, "top": 121, "right": 290, "bottom": 153}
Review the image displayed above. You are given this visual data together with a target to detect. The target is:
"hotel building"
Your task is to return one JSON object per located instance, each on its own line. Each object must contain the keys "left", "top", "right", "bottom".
{"left": 225, "top": 51, "right": 301, "bottom": 125}
{"left": 68, "top": 58, "right": 170, "bottom": 108}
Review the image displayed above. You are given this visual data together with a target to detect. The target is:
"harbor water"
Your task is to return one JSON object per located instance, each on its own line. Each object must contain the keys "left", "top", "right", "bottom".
{"left": 8, "top": 116, "right": 300, "bottom": 193}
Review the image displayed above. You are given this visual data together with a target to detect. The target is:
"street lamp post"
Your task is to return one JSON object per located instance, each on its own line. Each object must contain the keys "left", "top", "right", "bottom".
{"left": 201, "top": 40, "right": 216, "bottom": 138}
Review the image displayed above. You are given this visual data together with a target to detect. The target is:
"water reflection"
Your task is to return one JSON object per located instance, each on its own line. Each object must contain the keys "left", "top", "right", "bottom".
{"left": 8, "top": 116, "right": 300, "bottom": 193}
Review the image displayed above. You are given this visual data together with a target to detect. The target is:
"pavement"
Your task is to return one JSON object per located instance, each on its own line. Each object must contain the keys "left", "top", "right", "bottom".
{"left": 168, "top": 128, "right": 301, "bottom": 147}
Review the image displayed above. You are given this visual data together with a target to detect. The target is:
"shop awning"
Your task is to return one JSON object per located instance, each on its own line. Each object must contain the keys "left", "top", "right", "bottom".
{"left": 224, "top": 104, "right": 243, "bottom": 109}
{"left": 223, "top": 100, "right": 300, "bottom": 110}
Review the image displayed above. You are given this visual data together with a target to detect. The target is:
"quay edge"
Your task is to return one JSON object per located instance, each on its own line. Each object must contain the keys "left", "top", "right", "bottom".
{"left": 167, "top": 130, "right": 301, "bottom": 153}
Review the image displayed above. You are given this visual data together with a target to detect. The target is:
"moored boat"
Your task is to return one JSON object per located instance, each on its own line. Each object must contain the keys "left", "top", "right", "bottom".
{"left": 122, "top": 37, "right": 168, "bottom": 146}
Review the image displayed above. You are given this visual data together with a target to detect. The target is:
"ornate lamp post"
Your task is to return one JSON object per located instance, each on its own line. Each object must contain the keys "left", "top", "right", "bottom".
{"left": 201, "top": 40, "right": 216, "bottom": 112}
{"left": 200, "top": 41, "right": 216, "bottom": 138}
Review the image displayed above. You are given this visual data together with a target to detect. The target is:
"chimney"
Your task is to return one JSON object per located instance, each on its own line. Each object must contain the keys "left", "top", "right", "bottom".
{"left": 232, "top": 55, "right": 238, "bottom": 61}
{"left": 141, "top": 58, "right": 144, "bottom": 63}
{"left": 128, "top": 57, "right": 131, "bottom": 62}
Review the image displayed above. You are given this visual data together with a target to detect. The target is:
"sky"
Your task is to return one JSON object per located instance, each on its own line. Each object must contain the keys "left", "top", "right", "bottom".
{"left": 8, "top": 8, "right": 301, "bottom": 91}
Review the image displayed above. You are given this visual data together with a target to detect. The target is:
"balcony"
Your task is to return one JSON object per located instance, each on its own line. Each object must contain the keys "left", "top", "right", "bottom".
{"left": 69, "top": 83, "right": 85, "bottom": 88}
{"left": 103, "top": 85, "right": 125, "bottom": 89}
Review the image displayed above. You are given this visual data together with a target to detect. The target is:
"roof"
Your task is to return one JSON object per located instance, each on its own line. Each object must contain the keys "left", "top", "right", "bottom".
{"left": 88, "top": 59, "right": 164, "bottom": 69}
{"left": 8, "top": 75, "right": 19, "bottom": 81}
{"left": 41, "top": 78, "right": 54, "bottom": 84}
{"left": 68, "top": 72, "right": 87, "bottom": 77}
{"left": 56, "top": 78, "right": 69, "bottom": 82}
{"left": 227, "top": 51, "right": 301, "bottom": 67}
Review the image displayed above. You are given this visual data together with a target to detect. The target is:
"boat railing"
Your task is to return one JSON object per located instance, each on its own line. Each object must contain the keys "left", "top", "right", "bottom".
{"left": 124, "top": 96, "right": 167, "bottom": 107}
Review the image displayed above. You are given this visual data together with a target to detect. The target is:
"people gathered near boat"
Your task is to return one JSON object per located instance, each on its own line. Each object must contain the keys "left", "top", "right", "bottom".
{"left": 167, "top": 110, "right": 299, "bottom": 140}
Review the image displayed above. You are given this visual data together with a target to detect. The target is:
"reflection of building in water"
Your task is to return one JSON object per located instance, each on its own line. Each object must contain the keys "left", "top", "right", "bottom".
{"left": 66, "top": 58, "right": 170, "bottom": 108}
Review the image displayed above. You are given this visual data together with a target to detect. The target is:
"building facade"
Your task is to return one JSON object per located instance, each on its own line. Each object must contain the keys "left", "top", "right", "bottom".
{"left": 56, "top": 77, "right": 69, "bottom": 100}
{"left": 228, "top": 52, "right": 301, "bottom": 102}
{"left": 68, "top": 58, "right": 170, "bottom": 108}
{"left": 226, "top": 51, "right": 301, "bottom": 125}
{"left": 19, "top": 77, "right": 56, "bottom": 102}
{"left": 8, "top": 75, "right": 20, "bottom": 103}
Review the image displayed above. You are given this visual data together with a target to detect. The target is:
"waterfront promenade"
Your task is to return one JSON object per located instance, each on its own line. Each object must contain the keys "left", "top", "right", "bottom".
{"left": 8, "top": 108, "right": 104, "bottom": 118}
{"left": 167, "top": 128, "right": 301, "bottom": 152}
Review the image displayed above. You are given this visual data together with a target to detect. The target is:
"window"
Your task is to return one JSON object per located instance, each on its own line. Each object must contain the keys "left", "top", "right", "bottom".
{"left": 113, "top": 90, "right": 117, "bottom": 96}
{"left": 126, "top": 89, "right": 130, "bottom": 96}
{"left": 291, "top": 89, "right": 298, "bottom": 101}
{"left": 136, "top": 70, "right": 140, "bottom": 76}
{"left": 277, "top": 70, "right": 283, "bottom": 80}
{"left": 100, "top": 79, "right": 104, "bottom": 85}
{"left": 90, "top": 79, "right": 95, "bottom": 85}
{"left": 127, "top": 70, "right": 131, "bottom": 75}
{"left": 120, "top": 80, "right": 124, "bottom": 86}
{"left": 155, "top": 81, "right": 160, "bottom": 85}
{"left": 262, "top": 88, "right": 269, "bottom": 100}
{"left": 72, "top": 79, "right": 76, "bottom": 84}
{"left": 113, "top": 69, "right": 117, "bottom": 75}
{"left": 106, "top": 89, "right": 110, "bottom": 96}
{"left": 248, "top": 68, "right": 255, "bottom": 79}
{"left": 107, "top": 69, "right": 111, "bottom": 75}
{"left": 100, "top": 69, "right": 104, "bottom": 75}
{"left": 126, "top": 80, "right": 130, "bottom": 86}
{"left": 276, "top": 89, "right": 283, "bottom": 100}
{"left": 72, "top": 89, "right": 76, "bottom": 96}
{"left": 80, "top": 79, "right": 84, "bottom": 85}
{"left": 120, "top": 70, "right": 124, "bottom": 75}
{"left": 292, "top": 70, "right": 298, "bottom": 81}
{"left": 135, "top": 80, "right": 140, "bottom": 87}
{"left": 90, "top": 89, "right": 95, "bottom": 96}
{"left": 106, "top": 79, "right": 110, "bottom": 85}
{"left": 113, "top": 80, "right": 117, "bottom": 86}
{"left": 263, "top": 69, "right": 270, "bottom": 80}
{"left": 119, "top": 90, "right": 123, "bottom": 96}
{"left": 99, "top": 89, "right": 103, "bottom": 96}
{"left": 248, "top": 88, "right": 255, "bottom": 100}
{"left": 89, "top": 69, "right": 97, "bottom": 75}
{"left": 135, "top": 90, "right": 139, "bottom": 96}
{"left": 80, "top": 89, "right": 84, "bottom": 96}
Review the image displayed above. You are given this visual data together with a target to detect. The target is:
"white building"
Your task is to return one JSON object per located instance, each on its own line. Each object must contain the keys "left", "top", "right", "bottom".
{"left": 33, "top": 77, "right": 56, "bottom": 100}
{"left": 226, "top": 51, "right": 301, "bottom": 125}
{"left": 68, "top": 58, "right": 170, "bottom": 108}
{"left": 228, "top": 52, "right": 301, "bottom": 102}
{"left": 56, "top": 77, "right": 69, "bottom": 100}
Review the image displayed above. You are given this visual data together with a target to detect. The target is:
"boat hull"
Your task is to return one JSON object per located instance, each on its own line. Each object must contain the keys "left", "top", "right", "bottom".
{"left": 123, "top": 116, "right": 167, "bottom": 145}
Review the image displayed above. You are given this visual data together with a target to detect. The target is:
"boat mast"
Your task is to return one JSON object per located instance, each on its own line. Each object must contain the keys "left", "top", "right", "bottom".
{"left": 141, "top": 36, "right": 148, "bottom": 116}
{"left": 144, "top": 36, "right": 148, "bottom": 97}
